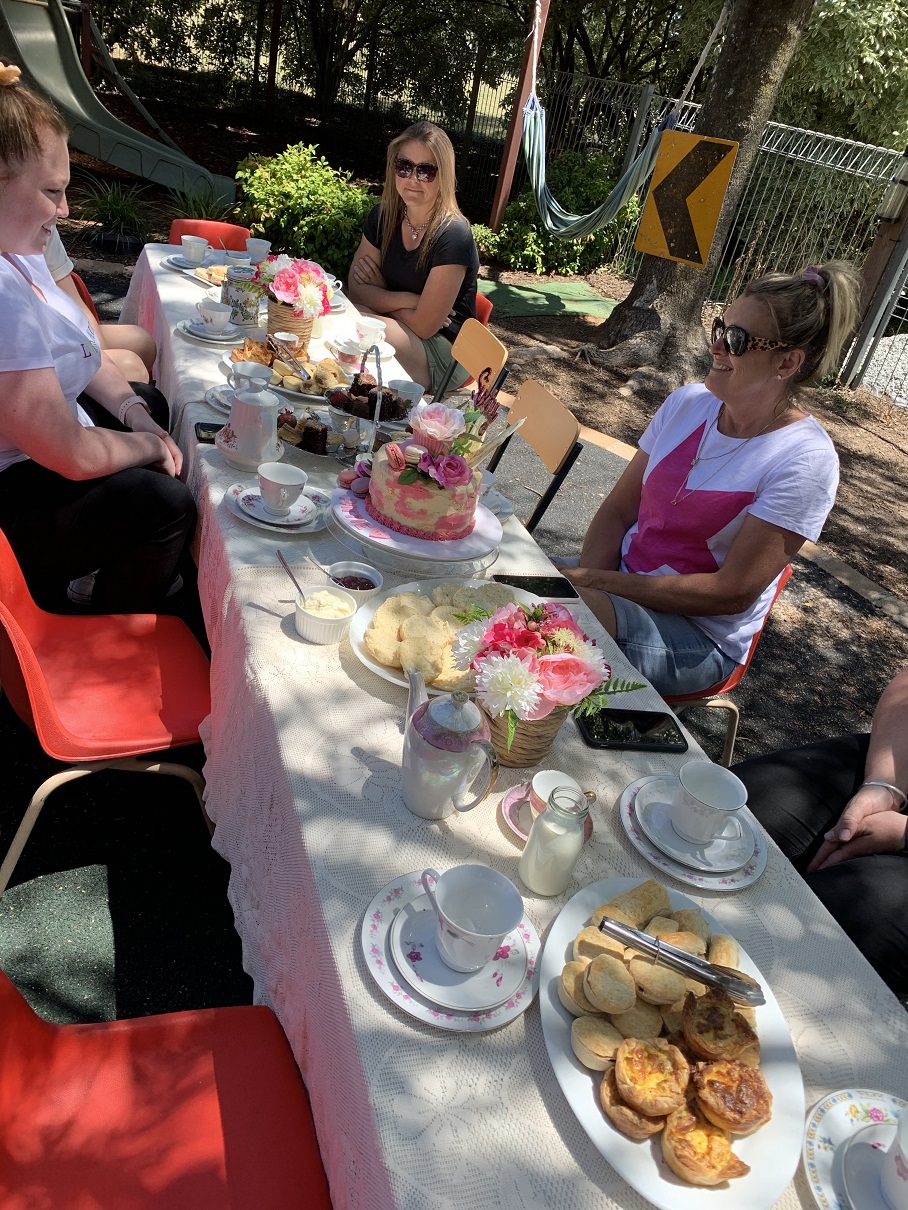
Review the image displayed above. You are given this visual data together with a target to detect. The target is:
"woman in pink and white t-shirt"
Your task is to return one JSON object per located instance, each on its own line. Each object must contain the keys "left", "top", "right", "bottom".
{"left": 564, "top": 262, "right": 860, "bottom": 696}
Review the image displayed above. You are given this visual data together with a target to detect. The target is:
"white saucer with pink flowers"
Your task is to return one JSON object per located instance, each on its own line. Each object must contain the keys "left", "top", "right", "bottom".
{"left": 361, "top": 872, "right": 539, "bottom": 1033}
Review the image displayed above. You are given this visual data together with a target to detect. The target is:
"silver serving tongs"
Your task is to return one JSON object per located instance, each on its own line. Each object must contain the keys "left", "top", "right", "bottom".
{"left": 267, "top": 334, "right": 311, "bottom": 381}
{"left": 597, "top": 916, "right": 765, "bottom": 1007}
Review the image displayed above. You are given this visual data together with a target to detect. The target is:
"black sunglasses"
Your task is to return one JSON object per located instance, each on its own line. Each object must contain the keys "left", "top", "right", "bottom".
{"left": 711, "top": 316, "right": 791, "bottom": 357}
{"left": 394, "top": 157, "right": 438, "bottom": 183}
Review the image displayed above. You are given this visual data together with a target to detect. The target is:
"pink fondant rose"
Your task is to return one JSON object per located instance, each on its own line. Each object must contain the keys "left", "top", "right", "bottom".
{"left": 410, "top": 401, "right": 465, "bottom": 443}
{"left": 536, "top": 653, "right": 603, "bottom": 705}
{"left": 271, "top": 267, "right": 301, "bottom": 305}
{"left": 385, "top": 443, "right": 406, "bottom": 472}
{"left": 422, "top": 453, "right": 473, "bottom": 489}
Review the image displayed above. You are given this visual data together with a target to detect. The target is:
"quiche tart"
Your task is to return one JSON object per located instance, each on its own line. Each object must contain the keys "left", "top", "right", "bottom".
{"left": 614, "top": 1037, "right": 690, "bottom": 1116}
{"left": 661, "top": 1101, "right": 751, "bottom": 1186}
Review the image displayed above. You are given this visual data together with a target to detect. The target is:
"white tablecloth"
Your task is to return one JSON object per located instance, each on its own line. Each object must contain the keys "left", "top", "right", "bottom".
{"left": 125, "top": 250, "right": 908, "bottom": 1210}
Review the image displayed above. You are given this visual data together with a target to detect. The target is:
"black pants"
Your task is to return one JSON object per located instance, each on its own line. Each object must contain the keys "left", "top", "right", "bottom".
{"left": 733, "top": 734, "right": 908, "bottom": 995}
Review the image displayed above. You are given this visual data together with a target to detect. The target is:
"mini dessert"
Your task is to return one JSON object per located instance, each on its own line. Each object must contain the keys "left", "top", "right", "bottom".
{"left": 298, "top": 416, "right": 329, "bottom": 456}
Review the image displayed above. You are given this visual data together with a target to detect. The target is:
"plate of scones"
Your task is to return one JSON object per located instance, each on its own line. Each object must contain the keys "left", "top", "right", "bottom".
{"left": 539, "top": 876, "right": 804, "bottom": 1210}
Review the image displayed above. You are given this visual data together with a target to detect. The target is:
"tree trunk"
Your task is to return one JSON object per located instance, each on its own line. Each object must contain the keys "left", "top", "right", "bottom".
{"left": 592, "top": 0, "right": 818, "bottom": 398}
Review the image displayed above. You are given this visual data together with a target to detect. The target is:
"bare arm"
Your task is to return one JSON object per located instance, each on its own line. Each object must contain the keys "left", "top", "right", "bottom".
{"left": 565, "top": 513, "right": 802, "bottom": 618}
{"left": 0, "top": 367, "right": 175, "bottom": 480}
{"left": 386, "top": 263, "right": 468, "bottom": 340}
{"left": 808, "top": 663, "right": 908, "bottom": 870}
{"left": 348, "top": 235, "right": 420, "bottom": 314}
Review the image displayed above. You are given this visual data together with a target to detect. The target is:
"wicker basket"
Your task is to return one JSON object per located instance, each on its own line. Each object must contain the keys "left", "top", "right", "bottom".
{"left": 482, "top": 705, "right": 571, "bottom": 769}
{"left": 267, "top": 299, "right": 313, "bottom": 355}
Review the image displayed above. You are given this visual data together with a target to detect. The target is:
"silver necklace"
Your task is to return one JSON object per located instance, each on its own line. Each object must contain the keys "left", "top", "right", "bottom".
{"left": 403, "top": 207, "right": 429, "bottom": 243}
{"left": 671, "top": 403, "right": 789, "bottom": 506}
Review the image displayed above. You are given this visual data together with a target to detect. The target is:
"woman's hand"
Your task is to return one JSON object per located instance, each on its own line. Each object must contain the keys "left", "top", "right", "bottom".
{"left": 807, "top": 804, "right": 907, "bottom": 871}
{"left": 127, "top": 407, "right": 182, "bottom": 476}
{"left": 350, "top": 252, "right": 386, "bottom": 289}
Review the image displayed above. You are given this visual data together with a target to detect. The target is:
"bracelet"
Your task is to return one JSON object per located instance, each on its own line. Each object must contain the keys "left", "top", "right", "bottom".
{"left": 861, "top": 781, "right": 908, "bottom": 811}
{"left": 118, "top": 396, "right": 148, "bottom": 426}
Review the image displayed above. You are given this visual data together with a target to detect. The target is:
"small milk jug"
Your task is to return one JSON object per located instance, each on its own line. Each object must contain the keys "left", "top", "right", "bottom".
{"left": 401, "top": 668, "right": 499, "bottom": 820}
{"left": 216, "top": 387, "right": 281, "bottom": 471}
{"left": 519, "top": 785, "right": 589, "bottom": 896}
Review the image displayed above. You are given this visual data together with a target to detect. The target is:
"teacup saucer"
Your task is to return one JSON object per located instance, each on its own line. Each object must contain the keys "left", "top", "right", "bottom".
{"left": 633, "top": 775, "right": 754, "bottom": 872}
{"left": 842, "top": 1122, "right": 898, "bottom": 1210}
{"left": 499, "top": 782, "right": 593, "bottom": 846}
{"left": 388, "top": 893, "right": 527, "bottom": 1013}
{"left": 236, "top": 489, "right": 315, "bottom": 527}
{"left": 205, "top": 385, "right": 233, "bottom": 414}
{"left": 803, "top": 1089, "right": 907, "bottom": 1210}
{"left": 165, "top": 253, "right": 213, "bottom": 270}
{"left": 185, "top": 318, "right": 240, "bottom": 341}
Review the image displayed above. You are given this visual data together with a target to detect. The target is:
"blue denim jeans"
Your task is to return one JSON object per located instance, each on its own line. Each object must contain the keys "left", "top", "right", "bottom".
{"left": 607, "top": 594, "right": 738, "bottom": 696}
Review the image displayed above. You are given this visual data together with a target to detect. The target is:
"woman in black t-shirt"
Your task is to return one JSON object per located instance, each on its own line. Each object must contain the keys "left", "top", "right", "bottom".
{"left": 349, "top": 121, "right": 479, "bottom": 397}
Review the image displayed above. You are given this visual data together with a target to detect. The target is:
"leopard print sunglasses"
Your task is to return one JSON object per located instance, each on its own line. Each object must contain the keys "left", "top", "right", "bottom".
{"left": 711, "top": 317, "right": 792, "bottom": 357}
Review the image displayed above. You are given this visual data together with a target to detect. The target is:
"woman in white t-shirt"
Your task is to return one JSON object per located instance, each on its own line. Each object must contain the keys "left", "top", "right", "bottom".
{"left": 564, "top": 261, "right": 861, "bottom": 696}
{"left": 0, "top": 65, "right": 194, "bottom": 614}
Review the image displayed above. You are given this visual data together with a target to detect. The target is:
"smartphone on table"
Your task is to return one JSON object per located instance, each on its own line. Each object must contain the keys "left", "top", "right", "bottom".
{"left": 195, "top": 421, "right": 224, "bottom": 444}
{"left": 491, "top": 572, "right": 580, "bottom": 601}
{"left": 575, "top": 708, "right": 688, "bottom": 753}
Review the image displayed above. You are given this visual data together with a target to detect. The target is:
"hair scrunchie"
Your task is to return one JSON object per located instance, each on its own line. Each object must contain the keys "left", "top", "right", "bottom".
{"left": 0, "top": 65, "right": 21, "bottom": 87}
{"left": 801, "top": 265, "right": 826, "bottom": 293}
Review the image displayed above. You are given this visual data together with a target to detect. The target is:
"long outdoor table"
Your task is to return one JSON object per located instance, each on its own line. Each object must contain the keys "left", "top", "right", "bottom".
{"left": 123, "top": 251, "right": 908, "bottom": 1210}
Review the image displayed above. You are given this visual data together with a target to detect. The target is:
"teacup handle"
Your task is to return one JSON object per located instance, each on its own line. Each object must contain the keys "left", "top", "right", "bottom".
{"left": 421, "top": 868, "right": 441, "bottom": 920}
{"left": 453, "top": 742, "right": 499, "bottom": 813}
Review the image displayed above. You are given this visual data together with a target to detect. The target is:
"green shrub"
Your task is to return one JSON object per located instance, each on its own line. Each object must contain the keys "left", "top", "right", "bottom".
{"left": 72, "top": 176, "right": 156, "bottom": 239}
{"left": 235, "top": 143, "right": 374, "bottom": 273}
{"left": 167, "top": 184, "right": 238, "bottom": 222}
{"left": 473, "top": 151, "right": 640, "bottom": 275}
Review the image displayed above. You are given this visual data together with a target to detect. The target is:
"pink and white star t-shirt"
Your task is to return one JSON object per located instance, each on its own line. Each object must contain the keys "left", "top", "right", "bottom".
{"left": 619, "top": 383, "right": 839, "bottom": 663}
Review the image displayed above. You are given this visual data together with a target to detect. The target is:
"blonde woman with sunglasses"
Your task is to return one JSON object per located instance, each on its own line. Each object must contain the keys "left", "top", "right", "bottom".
{"left": 348, "top": 121, "right": 479, "bottom": 396}
{"left": 563, "top": 262, "right": 860, "bottom": 696}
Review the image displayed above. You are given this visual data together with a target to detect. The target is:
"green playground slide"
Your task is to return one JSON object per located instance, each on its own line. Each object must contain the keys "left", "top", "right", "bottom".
{"left": 0, "top": 0, "right": 234, "bottom": 201}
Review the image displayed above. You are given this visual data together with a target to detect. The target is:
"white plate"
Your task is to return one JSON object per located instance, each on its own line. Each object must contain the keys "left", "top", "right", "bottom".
{"left": 618, "top": 775, "right": 768, "bottom": 890}
{"left": 348, "top": 579, "right": 542, "bottom": 693}
{"left": 803, "top": 1089, "right": 907, "bottom": 1210}
{"left": 176, "top": 319, "right": 243, "bottom": 346}
{"left": 539, "top": 876, "right": 804, "bottom": 1210}
{"left": 162, "top": 253, "right": 214, "bottom": 272}
{"left": 480, "top": 487, "right": 515, "bottom": 520}
{"left": 236, "top": 488, "right": 316, "bottom": 527}
{"left": 331, "top": 489, "right": 503, "bottom": 561}
{"left": 388, "top": 893, "right": 528, "bottom": 1013}
{"left": 223, "top": 484, "right": 330, "bottom": 534}
{"left": 361, "top": 871, "right": 539, "bottom": 1033}
{"left": 634, "top": 775, "right": 755, "bottom": 872}
{"left": 205, "top": 385, "right": 233, "bottom": 414}
{"left": 217, "top": 354, "right": 336, "bottom": 408}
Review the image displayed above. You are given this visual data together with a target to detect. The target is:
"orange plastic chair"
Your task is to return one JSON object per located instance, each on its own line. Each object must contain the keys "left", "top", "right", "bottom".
{"left": 475, "top": 291, "right": 493, "bottom": 326}
{"left": 70, "top": 270, "right": 101, "bottom": 324}
{"left": 664, "top": 565, "right": 793, "bottom": 766}
{"left": 169, "top": 219, "right": 251, "bottom": 251}
{"left": 0, "top": 966, "right": 333, "bottom": 1209}
{"left": 0, "top": 528, "right": 212, "bottom": 896}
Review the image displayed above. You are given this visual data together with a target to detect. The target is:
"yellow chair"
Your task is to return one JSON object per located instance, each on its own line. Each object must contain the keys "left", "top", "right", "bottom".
{"left": 432, "top": 317, "right": 508, "bottom": 400}
{"left": 486, "top": 378, "right": 583, "bottom": 532}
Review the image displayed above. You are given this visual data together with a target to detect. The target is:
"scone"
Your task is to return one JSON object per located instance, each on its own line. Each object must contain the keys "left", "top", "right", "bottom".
{"left": 673, "top": 908, "right": 712, "bottom": 943}
{"left": 692, "top": 1060, "right": 772, "bottom": 1134}
{"left": 681, "top": 988, "right": 758, "bottom": 1062}
{"left": 661, "top": 1101, "right": 750, "bottom": 1185}
{"left": 628, "top": 956, "right": 689, "bottom": 1006}
{"left": 583, "top": 955, "right": 637, "bottom": 1014}
{"left": 571, "top": 1015, "right": 624, "bottom": 1069}
{"left": 614, "top": 1038, "right": 690, "bottom": 1116}
{"left": 559, "top": 961, "right": 601, "bottom": 1016}
{"left": 573, "top": 925, "right": 625, "bottom": 964}
{"left": 707, "top": 934, "right": 740, "bottom": 969}
{"left": 602, "top": 879, "right": 671, "bottom": 928}
{"left": 609, "top": 997, "right": 664, "bottom": 1040}
{"left": 599, "top": 1066, "right": 665, "bottom": 1140}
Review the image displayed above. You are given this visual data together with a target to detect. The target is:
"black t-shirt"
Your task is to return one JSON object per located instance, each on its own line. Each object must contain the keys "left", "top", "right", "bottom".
{"left": 362, "top": 204, "right": 479, "bottom": 341}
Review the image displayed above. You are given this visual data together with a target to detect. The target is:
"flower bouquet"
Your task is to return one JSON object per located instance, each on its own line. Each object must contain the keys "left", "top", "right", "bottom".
{"left": 252, "top": 254, "right": 332, "bottom": 346}
{"left": 452, "top": 600, "right": 643, "bottom": 764}
{"left": 388, "top": 400, "right": 476, "bottom": 489}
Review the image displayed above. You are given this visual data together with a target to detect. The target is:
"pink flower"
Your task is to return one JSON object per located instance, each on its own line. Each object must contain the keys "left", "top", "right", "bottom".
{"left": 272, "top": 267, "right": 301, "bottom": 304}
{"left": 409, "top": 400, "right": 465, "bottom": 443}
{"left": 385, "top": 443, "right": 406, "bottom": 472}
{"left": 536, "top": 652, "right": 603, "bottom": 705}
{"left": 430, "top": 454, "right": 473, "bottom": 488}
{"left": 869, "top": 1107, "right": 886, "bottom": 1122}
{"left": 541, "top": 603, "right": 587, "bottom": 640}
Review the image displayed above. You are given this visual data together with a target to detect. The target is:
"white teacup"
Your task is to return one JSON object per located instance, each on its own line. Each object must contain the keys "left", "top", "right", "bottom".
{"left": 881, "top": 1111, "right": 908, "bottom": 1209}
{"left": 421, "top": 865, "right": 523, "bottom": 973}
{"left": 196, "top": 299, "right": 232, "bottom": 331}
{"left": 226, "top": 250, "right": 252, "bottom": 267}
{"left": 671, "top": 760, "right": 747, "bottom": 844}
{"left": 246, "top": 237, "right": 271, "bottom": 263}
{"left": 226, "top": 361, "right": 273, "bottom": 392}
{"left": 529, "top": 769, "right": 584, "bottom": 817}
{"left": 257, "top": 462, "right": 307, "bottom": 515}
{"left": 272, "top": 331, "right": 299, "bottom": 349}
{"left": 355, "top": 317, "right": 386, "bottom": 349}
{"left": 180, "top": 234, "right": 208, "bottom": 264}
{"left": 388, "top": 379, "right": 425, "bottom": 407}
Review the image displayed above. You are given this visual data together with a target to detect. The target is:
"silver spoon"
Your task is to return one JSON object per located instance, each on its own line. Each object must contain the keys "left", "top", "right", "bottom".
{"left": 276, "top": 549, "right": 306, "bottom": 598}
{"left": 302, "top": 547, "right": 332, "bottom": 578}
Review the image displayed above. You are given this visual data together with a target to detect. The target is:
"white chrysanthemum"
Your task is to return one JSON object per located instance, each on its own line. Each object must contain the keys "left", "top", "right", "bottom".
{"left": 570, "top": 636, "right": 608, "bottom": 678}
{"left": 451, "top": 618, "right": 488, "bottom": 670}
{"left": 294, "top": 282, "right": 323, "bottom": 316}
{"left": 271, "top": 253, "right": 293, "bottom": 273}
{"left": 475, "top": 653, "right": 541, "bottom": 719}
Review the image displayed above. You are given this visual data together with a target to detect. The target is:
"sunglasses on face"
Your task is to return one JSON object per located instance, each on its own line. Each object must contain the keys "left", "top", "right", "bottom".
{"left": 711, "top": 316, "right": 791, "bottom": 357}
{"left": 394, "top": 158, "right": 438, "bottom": 183}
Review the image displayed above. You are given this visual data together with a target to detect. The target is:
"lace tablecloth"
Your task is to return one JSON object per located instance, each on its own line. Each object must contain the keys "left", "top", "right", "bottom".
{"left": 141, "top": 253, "right": 908, "bottom": 1210}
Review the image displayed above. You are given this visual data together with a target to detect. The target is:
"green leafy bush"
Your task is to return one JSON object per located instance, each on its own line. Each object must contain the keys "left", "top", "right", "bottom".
{"left": 73, "top": 176, "right": 156, "bottom": 239}
{"left": 472, "top": 151, "right": 640, "bottom": 276}
{"left": 167, "top": 184, "right": 237, "bottom": 222}
{"left": 235, "top": 143, "right": 374, "bottom": 273}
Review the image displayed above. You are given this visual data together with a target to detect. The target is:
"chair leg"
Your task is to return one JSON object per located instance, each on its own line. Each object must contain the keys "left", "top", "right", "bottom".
{"left": 674, "top": 698, "right": 740, "bottom": 767}
{"left": 526, "top": 442, "right": 583, "bottom": 533}
{"left": 0, "top": 758, "right": 211, "bottom": 898}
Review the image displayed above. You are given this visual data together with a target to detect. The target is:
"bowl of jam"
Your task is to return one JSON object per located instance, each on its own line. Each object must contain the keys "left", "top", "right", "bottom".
{"left": 327, "top": 561, "right": 383, "bottom": 606}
